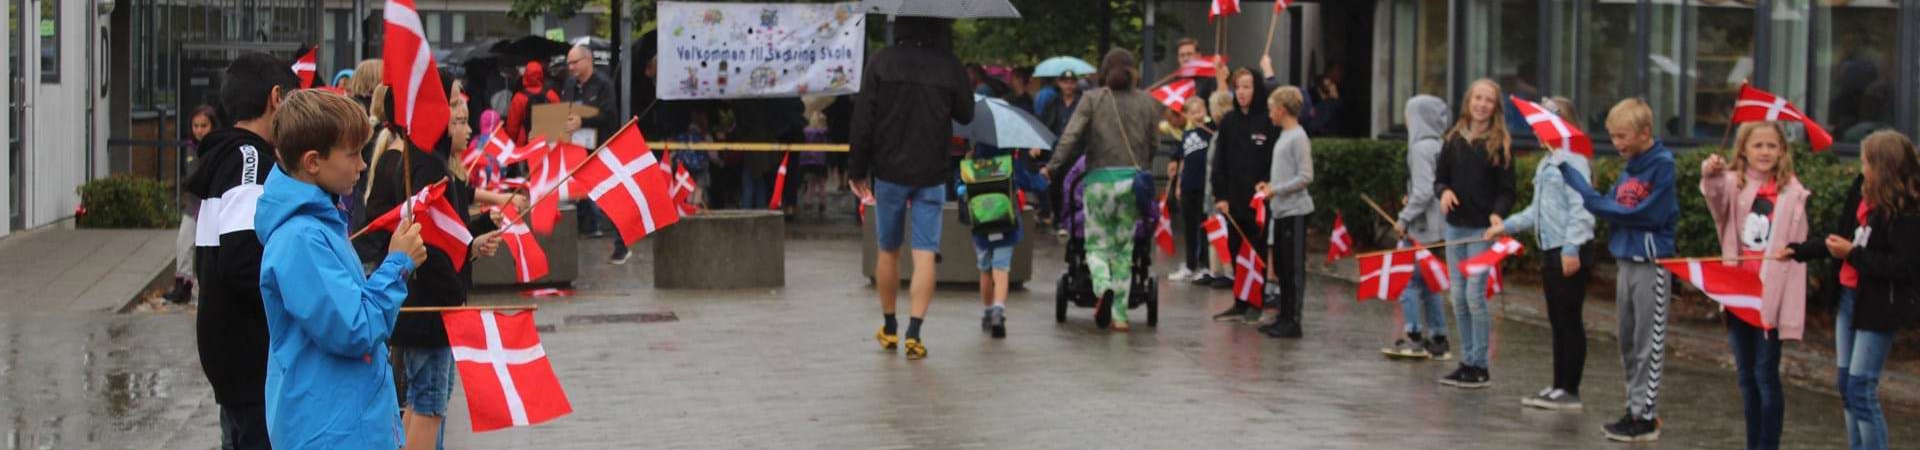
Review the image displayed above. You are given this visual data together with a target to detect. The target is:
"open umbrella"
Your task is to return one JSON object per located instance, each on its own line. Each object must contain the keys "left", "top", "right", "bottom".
{"left": 860, "top": 0, "right": 1021, "bottom": 19}
{"left": 490, "top": 36, "right": 571, "bottom": 65}
{"left": 1033, "top": 56, "right": 1096, "bottom": 78}
{"left": 955, "top": 94, "right": 1055, "bottom": 150}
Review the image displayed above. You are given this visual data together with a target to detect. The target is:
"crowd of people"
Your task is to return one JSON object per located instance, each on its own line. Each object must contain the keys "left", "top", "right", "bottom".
{"left": 849, "top": 18, "right": 1920, "bottom": 450}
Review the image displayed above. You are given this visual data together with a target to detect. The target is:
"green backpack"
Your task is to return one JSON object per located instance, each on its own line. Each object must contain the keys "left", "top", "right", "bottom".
{"left": 960, "top": 153, "right": 1018, "bottom": 237}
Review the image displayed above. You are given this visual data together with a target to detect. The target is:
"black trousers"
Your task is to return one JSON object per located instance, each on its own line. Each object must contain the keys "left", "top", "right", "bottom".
{"left": 1267, "top": 215, "right": 1307, "bottom": 311}
{"left": 1178, "top": 191, "right": 1208, "bottom": 271}
{"left": 1540, "top": 246, "right": 1592, "bottom": 394}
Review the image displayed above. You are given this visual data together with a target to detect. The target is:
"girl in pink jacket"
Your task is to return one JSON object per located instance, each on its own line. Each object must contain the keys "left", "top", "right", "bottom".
{"left": 1699, "top": 121, "right": 1809, "bottom": 450}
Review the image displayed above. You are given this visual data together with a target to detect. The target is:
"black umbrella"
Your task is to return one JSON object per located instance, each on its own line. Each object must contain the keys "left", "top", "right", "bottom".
{"left": 490, "top": 36, "right": 571, "bottom": 65}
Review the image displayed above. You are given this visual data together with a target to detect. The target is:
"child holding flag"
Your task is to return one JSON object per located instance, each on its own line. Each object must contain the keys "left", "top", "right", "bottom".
{"left": 1255, "top": 86, "right": 1313, "bottom": 339}
{"left": 256, "top": 89, "right": 426, "bottom": 450}
{"left": 1434, "top": 79, "right": 1517, "bottom": 389}
{"left": 1388, "top": 95, "right": 1453, "bottom": 360}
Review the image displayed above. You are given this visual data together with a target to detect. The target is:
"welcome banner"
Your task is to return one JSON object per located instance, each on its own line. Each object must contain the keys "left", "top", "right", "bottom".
{"left": 657, "top": 1, "right": 866, "bottom": 100}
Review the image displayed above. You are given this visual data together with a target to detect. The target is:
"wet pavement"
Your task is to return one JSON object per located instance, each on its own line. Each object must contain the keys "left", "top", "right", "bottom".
{"left": 6, "top": 229, "right": 1920, "bottom": 449}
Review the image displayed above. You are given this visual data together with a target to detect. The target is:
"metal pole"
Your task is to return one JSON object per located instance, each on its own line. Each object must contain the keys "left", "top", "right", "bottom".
{"left": 1143, "top": 0, "right": 1156, "bottom": 84}
{"left": 352, "top": 0, "right": 365, "bottom": 63}
{"left": 616, "top": 0, "right": 631, "bottom": 122}
{"left": 884, "top": 15, "right": 894, "bottom": 45}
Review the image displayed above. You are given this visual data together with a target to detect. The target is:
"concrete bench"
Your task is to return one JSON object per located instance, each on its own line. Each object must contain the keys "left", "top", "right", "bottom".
{"left": 653, "top": 210, "right": 786, "bottom": 289}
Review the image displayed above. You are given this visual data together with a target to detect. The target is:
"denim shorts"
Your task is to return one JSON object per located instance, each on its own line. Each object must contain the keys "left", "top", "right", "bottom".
{"left": 873, "top": 179, "right": 946, "bottom": 252}
{"left": 975, "top": 244, "right": 1014, "bottom": 271}
{"left": 399, "top": 346, "right": 455, "bottom": 416}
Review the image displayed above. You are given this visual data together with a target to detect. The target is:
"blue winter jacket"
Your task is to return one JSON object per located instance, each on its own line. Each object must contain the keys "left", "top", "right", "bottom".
{"left": 1558, "top": 141, "right": 1679, "bottom": 261}
{"left": 256, "top": 167, "right": 415, "bottom": 450}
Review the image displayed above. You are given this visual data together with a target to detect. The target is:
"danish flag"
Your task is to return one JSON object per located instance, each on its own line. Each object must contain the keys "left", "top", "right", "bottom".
{"left": 1356, "top": 249, "right": 1417, "bottom": 302}
{"left": 528, "top": 142, "right": 589, "bottom": 235}
{"left": 1660, "top": 259, "right": 1770, "bottom": 330}
{"left": 364, "top": 181, "right": 475, "bottom": 270}
{"left": 769, "top": 152, "right": 790, "bottom": 210}
{"left": 572, "top": 122, "right": 680, "bottom": 245}
{"left": 496, "top": 135, "right": 550, "bottom": 167}
{"left": 383, "top": 0, "right": 449, "bottom": 151}
{"left": 1485, "top": 264, "right": 1505, "bottom": 297}
{"left": 1732, "top": 83, "right": 1834, "bottom": 151}
{"left": 1511, "top": 96, "right": 1593, "bottom": 157}
{"left": 442, "top": 310, "right": 572, "bottom": 432}
{"left": 497, "top": 207, "right": 548, "bottom": 283}
{"left": 670, "top": 166, "right": 700, "bottom": 216}
{"left": 1154, "top": 197, "right": 1175, "bottom": 256}
{"left": 1462, "top": 236, "right": 1525, "bottom": 275}
{"left": 1234, "top": 243, "right": 1266, "bottom": 306}
{"left": 1250, "top": 190, "right": 1269, "bottom": 224}
{"left": 1327, "top": 213, "right": 1352, "bottom": 263}
{"left": 291, "top": 45, "right": 318, "bottom": 89}
{"left": 1407, "top": 239, "right": 1450, "bottom": 291}
{"left": 1204, "top": 213, "right": 1231, "bottom": 265}
{"left": 1209, "top": 0, "right": 1240, "bottom": 22}
{"left": 1175, "top": 55, "right": 1222, "bottom": 79}
{"left": 1152, "top": 79, "right": 1197, "bottom": 112}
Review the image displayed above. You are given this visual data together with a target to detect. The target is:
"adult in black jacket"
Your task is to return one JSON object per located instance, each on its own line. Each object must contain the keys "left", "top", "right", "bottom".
{"left": 848, "top": 16, "right": 974, "bottom": 360}
{"left": 1208, "top": 68, "right": 1276, "bottom": 320}
{"left": 562, "top": 44, "right": 628, "bottom": 263}
{"left": 181, "top": 52, "right": 294, "bottom": 450}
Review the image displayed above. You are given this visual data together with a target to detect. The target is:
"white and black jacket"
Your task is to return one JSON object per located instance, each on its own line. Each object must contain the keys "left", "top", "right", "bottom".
{"left": 182, "top": 127, "right": 274, "bottom": 406}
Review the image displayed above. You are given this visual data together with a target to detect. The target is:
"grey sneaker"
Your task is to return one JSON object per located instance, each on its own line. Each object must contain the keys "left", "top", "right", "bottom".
{"left": 1240, "top": 306, "right": 1265, "bottom": 324}
{"left": 1381, "top": 337, "right": 1430, "bottom": 359}
{"left": 1425, "top": 335, "right": 1453, "bottom": 361}
{"left": 1523, "top": 388, "right": 1584, "bottom": 411}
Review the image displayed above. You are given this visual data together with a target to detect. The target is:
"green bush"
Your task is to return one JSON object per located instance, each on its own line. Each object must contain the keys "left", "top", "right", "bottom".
{"left": 1308, "top": 138, "right": 1410, "bottom": 247}
{"left": 76, "top": 176, "right": 178, "bottom": 229}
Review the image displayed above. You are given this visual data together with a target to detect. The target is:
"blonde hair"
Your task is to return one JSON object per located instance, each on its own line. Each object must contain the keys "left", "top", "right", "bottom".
{"left": 347, "top": 59, "right": 384, "bottom": 98}
{"left": 1443, "top": 79, "right": 1512, "bottom": 166}
{"left": 1606, "top": 97, "right": 1654, "bottom": 135}
{"left": 1208, "top": 90, "right": 1232, "bottom": 123}
{"left": 1268, "top": 86, "right": 1304, "bottom": 118}
{"left": 1546, "top": 96, "right": 1576, "bottom": 123}
{"left": 1861, "top": 130, "right": 1920, "bottom": 216}
{"left": 1728, "top": 121, "right": 1794, "bottom": 190}
{"left": 271, "top": 89, "right": 372, "bottom": 168}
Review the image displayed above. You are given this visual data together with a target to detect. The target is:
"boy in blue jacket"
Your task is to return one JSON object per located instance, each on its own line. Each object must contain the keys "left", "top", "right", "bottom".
{"left": 256, "top": 89, "right": 426, "bottom": 450}
{"left": 1556, "top": 98, "right": 1678, "bottom": 443}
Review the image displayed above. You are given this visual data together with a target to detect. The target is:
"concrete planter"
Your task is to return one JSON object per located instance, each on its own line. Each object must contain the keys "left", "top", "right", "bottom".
{"left": 860, "top": 203, "right": 1034, "bottom": 285}
{"left": 473, "top": 209, "right": 580, "bottom": 287}
{"left": 653, "top": 210, "right": 785, "bottom": 289}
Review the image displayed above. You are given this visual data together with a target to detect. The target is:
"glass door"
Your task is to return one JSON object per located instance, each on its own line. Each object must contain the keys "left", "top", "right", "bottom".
{"left": 8, "top": 0, "right": 24, "bottom": 231}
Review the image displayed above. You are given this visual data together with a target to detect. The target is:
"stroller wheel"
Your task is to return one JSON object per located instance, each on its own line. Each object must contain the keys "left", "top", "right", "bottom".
{"left": 1054, "top": 273, "right": 1070, "bottom": 323}
{"left": 1094, "top": 290, "right": 1113, "bottom": 329}
{"left": 1146, "top": 282, "right": 1160, "bottom": 327}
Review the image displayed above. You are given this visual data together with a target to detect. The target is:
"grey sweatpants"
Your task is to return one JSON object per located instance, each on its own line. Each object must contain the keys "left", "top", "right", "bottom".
{"left": 1616, "top": 260, "right": 1669, "bottom": 420}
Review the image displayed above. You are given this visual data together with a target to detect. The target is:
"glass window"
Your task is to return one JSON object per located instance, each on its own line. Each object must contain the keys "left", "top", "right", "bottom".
{"left": 453, "top": 14, "right": 468, "bottom": 44}
{"left": 1690, "top": 1, "right": 1757, "bottom": 140}
{"left": 1484, "top": 0, "right": 1542, "bottom": 141}
{"left": 1813, "top": 0, "right": 1899, "bottom": 144}
{"left": 38, "top": 0, "right": 57, "bottom": 83}
{"left": 1416, "top": 0, "right": 1448, "bottom": 100}
{"left": 1573, "top": 0, "right": 1636, "bottom": 135}
{"left": 427, "top": 12, "right": 443, "bottom": 46}
{"left": 1646, "top": 0, "right": 1685, "bottom": 140}
{"left": 1390, "top": 0, "right": 1416, "bottom": 128}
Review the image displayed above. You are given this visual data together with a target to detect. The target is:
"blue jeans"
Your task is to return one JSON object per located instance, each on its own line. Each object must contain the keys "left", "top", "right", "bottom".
{"left": 740, "top": 171, "right": 768, "bottom": 209}
{"left": 1398, "top": 264, "right": 1447, "bottom": 337}
{"left": 399, "top": 346, "right": 454, "bottom": 450}
{"left": 1445, "top": 225, "right": 1493, "bottom": 368}
{"left": 1728, "top": 316, "right": 1784, "bottom": 450}
{"left": 873, "top": 179, "right": 946, "bottom": 252}
{"left": 975, "top": 244, "right": 1014, "bottom": 271}
{"left": 1836, "top": 288, "right": 1895, "bottom": 450}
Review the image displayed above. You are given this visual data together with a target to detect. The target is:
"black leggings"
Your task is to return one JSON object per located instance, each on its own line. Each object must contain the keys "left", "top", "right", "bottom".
{"left": 1178, "top": 192, "right": 1208, "bottom": 271}
{"left": 1267, "top": 215, "right": 1307, "bottom": 310}
{"left": 1540, "top": 246, "right": 1592, "bottom": 394}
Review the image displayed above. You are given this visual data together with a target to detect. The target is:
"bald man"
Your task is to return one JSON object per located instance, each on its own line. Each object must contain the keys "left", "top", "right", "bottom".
{"left": 559, "top": 45, "right": 626, "bottom": 263}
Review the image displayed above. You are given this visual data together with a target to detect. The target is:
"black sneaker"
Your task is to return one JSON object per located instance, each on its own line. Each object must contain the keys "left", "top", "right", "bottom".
{"left": 1603, "top": 415, "right": 1660, "bottom": 442}
{"left": 1261, "top": 321, "right": 1302, "bottom": 338}
{"left": 1190, "top": 273, "right": 1217, "bottom": 286}
{"left": 1425, "top": 335, "right": 1453, "bottom": 361}
{"left": 609, "top": 248, "right": 632, "bottom": 265}
{"left": 1439, "top": 365, "right": 1470, "bottom": 387}
{"left": 1209, "top": 276, "right": 1234, "bottom": 289}
{"left": 1523, "top": 388, "right": 1584, "bottom": 411}
{"left": 982, "top": 309, "right": 993, "bottom": 332}
{"left": 989, "top": 308, "right": 1007, "bottom": 339}
{"left": 1455, "top": 366, "right": 1492, "bottom": 389}
{"left": 1211, "top": 303, "right": 1250, "bottom": 322}
{"left": 1240, "top": 306, "right": 1265, "bottom": 324}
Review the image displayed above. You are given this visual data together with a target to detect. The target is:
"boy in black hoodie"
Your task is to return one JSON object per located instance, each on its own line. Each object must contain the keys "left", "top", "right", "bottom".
{"left": 181, "top": 52, "right": 296, "bottom": 450}
{"left": 1208, "top": 68, "right": 1274, "bottom": 323}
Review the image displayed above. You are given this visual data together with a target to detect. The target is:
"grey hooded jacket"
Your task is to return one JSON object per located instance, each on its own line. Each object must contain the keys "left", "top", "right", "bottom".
{"left": 1395, "top": 95, "right": 1449, "bottom": 243}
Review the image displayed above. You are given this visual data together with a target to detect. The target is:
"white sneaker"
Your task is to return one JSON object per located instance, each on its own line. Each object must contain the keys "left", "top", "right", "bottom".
{"left": 1168, "top": 267, "right": 1194, "bottom": 281}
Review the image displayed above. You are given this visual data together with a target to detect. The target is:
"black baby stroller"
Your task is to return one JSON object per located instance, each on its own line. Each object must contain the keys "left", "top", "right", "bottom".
{"left": 1052, "top": 157, "right": 1159, "bottom": 328}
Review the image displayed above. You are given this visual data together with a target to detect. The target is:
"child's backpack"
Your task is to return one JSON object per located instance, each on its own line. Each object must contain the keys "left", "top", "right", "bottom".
{"left": 959, "top": 153, "right": 1019, "bottom": 236}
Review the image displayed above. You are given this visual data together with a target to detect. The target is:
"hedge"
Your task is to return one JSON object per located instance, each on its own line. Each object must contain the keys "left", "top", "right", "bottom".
{"left": 76, "top": 176, "right": 179, "bottom": 229}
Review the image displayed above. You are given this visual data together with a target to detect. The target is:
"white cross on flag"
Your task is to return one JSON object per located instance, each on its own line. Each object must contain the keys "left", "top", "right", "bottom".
{"left": 1511, "top": 95, "right": 1593, "bottom": 157}
{"left": 671, "top": 165, "right": 700, "bottom": 216}
{"left": 1152, "top": 79, "right": 1197, "bottom": 113}
{"left": 364, "top": 181, "right": 475, "bottom": 270}
{"left": 1204, "top": 213, "right": 1231, "bottom": 266}
{"left": 1462, "top": 236, "right": 1525, "bottom": 275}
{"left": 497, "top": 207, "right": 548, "bottom": 283}
{"left": 1406, "top": 238, "right": 1450, "bottom": 291}
{"left": 442, "top": 309, "right": 572, "bottom": 432}
{"left": 1326, "top": 213, "right": 1353, "bottom": 263}
{"left": 1175, "top": 55, "right": 1221, "bottom": 79}
{"left": 291, "top": 45, "right": 318, "bottom": 89}
{"left": 1154, "top": 197, "right": 1175, "bottom": 256}
{"left": 573, "top": 122, "right": 680, "bottom": 245}
{"left": 383, "top": 0, "right": 449, "bottom": 152}
{"left": 1660, "top": 259, "right": 1770, "bottom": 330}
{"left": 1234, "top": 243, "right": 1266, "bottom": 306}
{"left": 1356, "top": 249, "right": 1417, "bottom": 302}
{"left": 528, "top": 142, "right": 589, "bottom": 235}
{"left": 1209, "top": 0, "right": 1240, "bottom": 22}
{"left": 496, "top": 135, "right": 550, "bottom": 167}
{"left": 1485, "top": 264, "right": 1505, "bottom": 297}
{"left": 1732, "top": 83, "right": 1834, "bottom": 151}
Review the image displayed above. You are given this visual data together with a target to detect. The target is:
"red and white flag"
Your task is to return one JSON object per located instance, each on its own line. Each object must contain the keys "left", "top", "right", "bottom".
{"left": 497, "top": 136, "right": 550, "bottom": 167}
{"left": 1154, "top": 197, "right": 1176, "bottom": 256}
{"left": 1660, "top": 259, "right": 1770, "bottom": 330}
{"left": 1511, "top": 95, "right": 1593, "bottom": 157}
{"left": 1462, "top": 236, "right": 1525, "bottom": 275}
{"left": 1250, "top": 190, "right": 1268, "bottom": 224}
{"left": 383, "top": 0, "right": 450, "bottom": 152}
{"left": 1485, "top": 264, "right": 1505, "bottom": 297}
{"left": 1732, "top": 83, "right": 1835, "bottom": 151}
{"left": 1204, "top": 213, "right": 1231, "bottom": 265}
{"left": 497, "top": 207, "right": 548, "bottom": 283}
{"left": 1234, "top": 243, "right": 1266, "bottom": 306}
{"left": 1406, "top": 239, "right": 1450, "bottom": 292}
{"left": 671, "top": 165, "right": 700, "bottom": 216}
{"left": 1152, "top": 79, "right": 1197, "bottom": 112}
{"left": 1327, "top": 213, "right": 1353, "bottom": 263}
{"left": 528, "top": 142, "right": 589, "bottom": 235}
{"left": 768, "top": 152, "right": 790, "bottom": 210}
{"left": 1356, "top": 249, "right": 1417, "bottom": 302}
{"left": 1209, "top": 0, "right": 1240, "bottom": 22}
{"left": 1274, "top": 0, "right": 1294, "bottom": 12}
{"left": 443, "top": 310, "right": 572, "bottom": 432}
{"left": 573, "top": 122, "right": 680, "bottom": 245}
{"left": 291, "top": 45, "right": 318, "bottom": 89}
{"left": 1175, "top": 55, "right": 1221, "bottom": 79}
{"left": 364, "top": 181, "right": 475, "bottom": 270}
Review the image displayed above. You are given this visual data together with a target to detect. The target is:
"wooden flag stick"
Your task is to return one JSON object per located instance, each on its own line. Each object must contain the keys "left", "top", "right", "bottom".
{"left": 497, "top": 117, "right": 643, "bottom": 233}
{"left": 1220, "top": 213, "right": 1272, "bottom": 269}
{"left": 1655, "top": 255, "right": 1770, "bottom": 265}
{"left": 348, "top": 179, "right": 449, "bottom": 241}
{"left": 1358, "top": 194, "right": 1402, "bottom": 230}
{"left": 1354, "top": 238, "right": 1488, "bottom": 259}
{"left": 400, "top": 304, "right": 540, "bottom": 313}
{"left": 1262, "top": 6, "right": 1281, "bottom": 57}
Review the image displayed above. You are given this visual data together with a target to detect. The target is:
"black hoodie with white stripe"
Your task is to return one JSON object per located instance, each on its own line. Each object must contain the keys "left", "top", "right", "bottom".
{"left": 183, "top": 127, "right": 275, "bottom": 406}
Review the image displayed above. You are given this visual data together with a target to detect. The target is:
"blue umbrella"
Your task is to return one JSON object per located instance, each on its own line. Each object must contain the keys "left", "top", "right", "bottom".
{"left": 955, "top": 94, "right": 1056, "bottom": 150}
{"left": 1033, "top": 56, "right": 1096, "bottom": 78}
